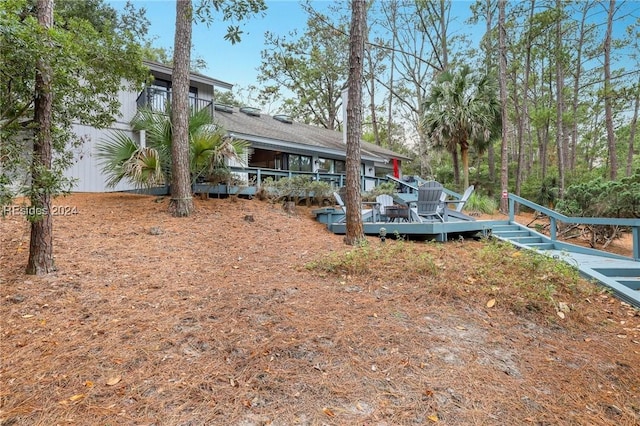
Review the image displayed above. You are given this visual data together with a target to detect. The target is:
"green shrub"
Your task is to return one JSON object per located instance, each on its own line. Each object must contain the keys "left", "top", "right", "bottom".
{"left": 464, "top": 193, "right": 497, "bottom": 215}
{"left": 260, "top": 176, "right": 332, "bottom": 206}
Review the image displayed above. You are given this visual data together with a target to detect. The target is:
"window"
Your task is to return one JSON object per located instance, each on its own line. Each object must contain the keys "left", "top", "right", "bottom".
{"left": 288, "top": 154, "right": 312, "bottom": 172}
{"left": 315, "top": 158, "right": 332, "bottom": 172}
{"left": 315, "top": 158, "right": 346, "bottom": 173}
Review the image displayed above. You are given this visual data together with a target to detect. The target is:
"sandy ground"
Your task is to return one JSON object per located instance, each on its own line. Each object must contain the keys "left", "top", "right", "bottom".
{"left": 1, "top": 193, "right": 638, "bottom": 425}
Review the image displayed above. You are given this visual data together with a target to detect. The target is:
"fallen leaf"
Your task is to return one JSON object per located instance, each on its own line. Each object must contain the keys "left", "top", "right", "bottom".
{"left": 584, "top": 338, "right": 592, "bottom": 342}
{"left": 323, "top": 407, "right": 335, "bottom": 417}
{"left": 486, "top": 299, "right": 496, "bottom": 308}
{"left": 69, "top": 394, "right": 85, "bottom": 402}
{"left": 428, "top": 413, "right": 439, "bottom": 422}
{"left": 106, "top": 375, "right": 121, "bottom": 386}
{"left": 558, "top": 302, "right": 570, "bottom": 313}
{"left": 85, "top": 381, "right": 94, "bottom": 388}
{"left": 557, "top": 311, "right": 565, "bottom": 319}
{"left": 455, "top": 325, "right": 466, "bottom": 330}
{"left": 424, "top": 389, "right": 434, "bottom": 397}
{"left": 22, "top": 314, "right": 34, "bottom": 318}
{"left": 242, "top": 399, "right": 252, "bottom": 408}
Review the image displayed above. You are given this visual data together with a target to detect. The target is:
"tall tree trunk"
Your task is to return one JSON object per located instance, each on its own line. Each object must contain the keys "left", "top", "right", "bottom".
{"left": 498, "top": 0, "right": 509, "bottom": 213}
{"left": 27, "top": 0, "right": 55, "bottom": 275}
{"left": 627, "top": 78, "right": 639, "bottom": 177}
{"left": 344, "top": 0, "right": 366, "bottom": 245}
{"left": 485, "top": 0, "right": 496, "bottom": 184}
{"left": 516, "top": 0, "right": 535, "bottom": 198}
{"left": 461, "top": 140, "right": 470, "bottom": 189}
{"left": 452, "top": 148, "right": 460, "bottom": 185}
{"left": 513, "top": 83, "right": 524, "bottom": 198}
{"left": 169, "top": 0, "right": 194, "bottom": 217}
{"left": 365, "top": 41, "right": 380, "bottom": 146}
{"left": 554, "top": 0, "right": 565, "bottom": 198}
{"left": 570, "top": 1, "right": 592, "bottom": 171}
{"left": 603, "top": 0, "right": 617, "bottom": 180}
{"left": 538, "top": 57, "right": 550, "bottom": 181}
{"left": 439, "top": 0, "right": 448, "bottom": 70}
{"left": 386, "top": 0, "right": 396, "bottom": 149}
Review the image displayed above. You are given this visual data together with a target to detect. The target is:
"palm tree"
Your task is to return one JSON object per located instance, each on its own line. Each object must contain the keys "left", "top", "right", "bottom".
{"left": 96, "top": 107, "right": 247, "bottom": 188}
{"left": 422, "top": 65, "right": 500, "bottom": 189}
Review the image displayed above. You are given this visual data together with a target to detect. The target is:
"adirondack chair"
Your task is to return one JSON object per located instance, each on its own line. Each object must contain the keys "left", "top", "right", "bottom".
{"left": 416, "top": 181, "right": 445, "bottom": 222}
{"left": 375, "top": 194, "right": 395, "bottom": 216}
{"left": 333, "top": 192, "right": 374, "bottom": 222}
{"left": 437, "top": 185, "right": 476, "bottom": 221}
{"left": 443, "top": 185, "right": 474, "bottom": 212}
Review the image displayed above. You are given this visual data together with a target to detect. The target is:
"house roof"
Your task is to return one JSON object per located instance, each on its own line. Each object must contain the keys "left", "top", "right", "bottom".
{"left": 143, "top": 60, "right": 233, "bottom": 90}
{"left": 211, "top": 106, "right": 411, "bottom": 164}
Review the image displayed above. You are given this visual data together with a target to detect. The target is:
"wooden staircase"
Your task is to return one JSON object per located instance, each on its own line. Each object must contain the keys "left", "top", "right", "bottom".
{"left": 491, "top": 222, "right": 640, "bottom": 309}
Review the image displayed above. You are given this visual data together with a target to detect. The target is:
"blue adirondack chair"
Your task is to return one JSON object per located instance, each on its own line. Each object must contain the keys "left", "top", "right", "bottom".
{"left": 333, "top": 192, "right": 374, "bottom": 222}
{"left": 416, "top": 181, "right": 445, "bottom": 222}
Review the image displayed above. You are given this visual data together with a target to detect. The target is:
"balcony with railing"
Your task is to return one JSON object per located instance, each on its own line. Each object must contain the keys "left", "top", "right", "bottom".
{"left": 136, "top": 87, "right": 213, "bottom": 115}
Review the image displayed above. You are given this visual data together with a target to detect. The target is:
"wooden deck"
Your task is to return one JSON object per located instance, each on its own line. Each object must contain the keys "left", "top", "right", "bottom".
{"left": 326, "top": 217, "right": 505, "bottom": 242}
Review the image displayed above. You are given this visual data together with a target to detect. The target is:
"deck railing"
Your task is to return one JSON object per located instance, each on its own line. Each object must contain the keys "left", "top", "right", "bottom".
{"left": 508, "top": 193, "right": 640, "bottom": 261}
{"left": 227, "top": 166, "right": 388, "bottom": 191}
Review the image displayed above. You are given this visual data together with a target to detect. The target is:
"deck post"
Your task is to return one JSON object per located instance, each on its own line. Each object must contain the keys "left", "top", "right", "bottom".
{"left": 550, "top": 217, "right": 557, "bottom": 241}
{"left": 256, "top": 169, "right": 261, "bottom": 188}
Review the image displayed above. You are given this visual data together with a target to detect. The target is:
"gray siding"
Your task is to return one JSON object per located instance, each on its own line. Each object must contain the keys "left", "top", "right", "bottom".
{"left": 64, "top": 84, "right": 140, "bottom": 192}
{"left": 64, "top": 124, "right": 141, "bottom": 193}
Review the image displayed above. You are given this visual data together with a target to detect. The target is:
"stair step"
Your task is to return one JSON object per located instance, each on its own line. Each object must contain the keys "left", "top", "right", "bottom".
{"left": 492, "top": 225, "right": 522, "bottom": 232}
{"left": 616, "top": 280, "right": 640, "bottom": 290}
{"left": 592, "top": 268, "right": 640, "bottom": 278}
{"left": 493, "top": 230, "right": 532, "bottom": 238}
{"left": 527, "top": 243, "right": 555, "bottom": 250}
{"left": 510, "top": 236, "right": 545, "bottom": 244}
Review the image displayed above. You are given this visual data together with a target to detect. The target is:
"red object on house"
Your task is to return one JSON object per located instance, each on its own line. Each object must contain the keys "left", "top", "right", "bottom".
{"left": 392, "top": 158, "right": 400, "bottom": 178}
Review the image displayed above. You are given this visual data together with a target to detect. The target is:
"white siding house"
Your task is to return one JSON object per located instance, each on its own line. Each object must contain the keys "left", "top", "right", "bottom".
{"left": 63, "top": 61, "right": 410, "bottom": 193}
{"left": 63, "top": 61, "right": 232, "bottom": 192}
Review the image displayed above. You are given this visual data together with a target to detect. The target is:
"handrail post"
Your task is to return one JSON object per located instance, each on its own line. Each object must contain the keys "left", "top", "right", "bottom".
{"left": 633, "top": 225, "right": 639, "bottom": 261}
{"left": 508, "top": 197, "right": 515, "bottom": 222}
{"left": 256, "top": 169, "right": 261, "bottom": 188}
{"left": 550, "top": 217, "right": 557, "bottom": 241}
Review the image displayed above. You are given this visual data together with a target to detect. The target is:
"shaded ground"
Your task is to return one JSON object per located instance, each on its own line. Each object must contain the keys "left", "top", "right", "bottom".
{"left": 1, "top": 193, "right": 639, "bottom": 425}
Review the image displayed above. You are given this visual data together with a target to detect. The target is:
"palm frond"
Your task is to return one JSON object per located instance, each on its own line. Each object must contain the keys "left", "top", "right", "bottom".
{"left": 95, "top": 131, "right": 164, "bottom": 188}
{"left": 123, "top": 147, "right": 164, "bottom": 187}
{"left": 95, "top": 131, "right": 140, "bottom": 188}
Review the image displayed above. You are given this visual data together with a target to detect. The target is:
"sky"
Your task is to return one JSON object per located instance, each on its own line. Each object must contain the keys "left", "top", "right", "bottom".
{"left": 108, "top": 0, "right": 639, "bottom": 96}
{"left": 109, "top": 0, "right": 331, "bottom": 89}
{"left": 108, "top": 0, "right": 481, "bottom": 90}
